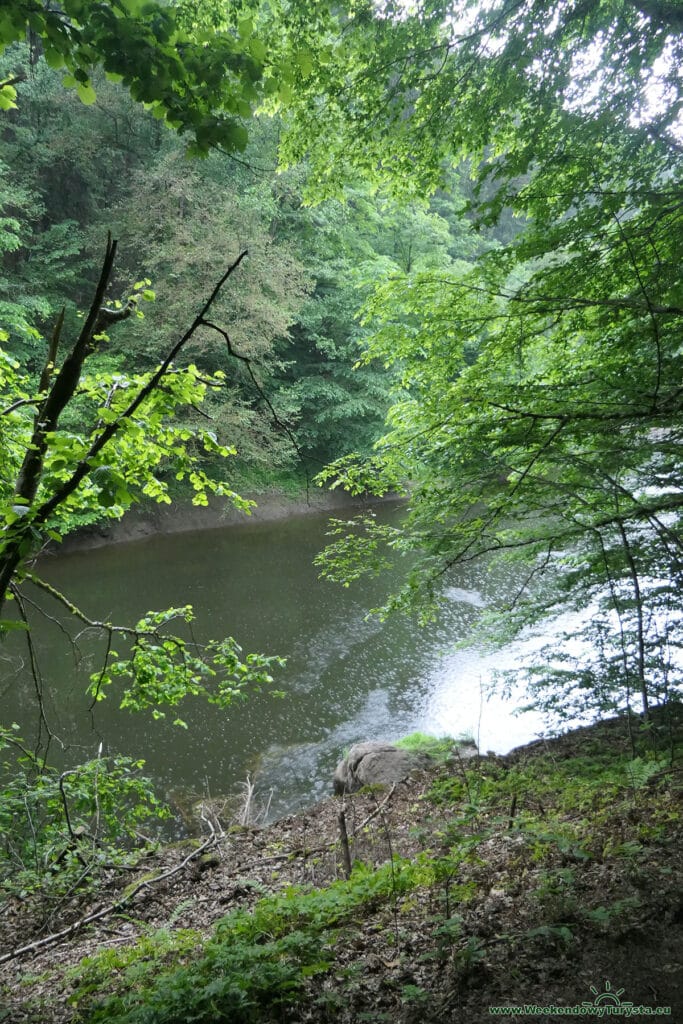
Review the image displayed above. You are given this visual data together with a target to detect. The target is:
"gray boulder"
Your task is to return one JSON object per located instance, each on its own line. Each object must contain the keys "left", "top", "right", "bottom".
{"left": 333, "top": 741, "right": 430, "bottom": 795}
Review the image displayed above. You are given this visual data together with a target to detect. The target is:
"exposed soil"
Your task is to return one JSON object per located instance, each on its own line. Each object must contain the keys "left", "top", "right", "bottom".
{"left": 0, "top": 714, "right": 681, "bottom": 1023}
{"left": 54, "top": 488, "right": 390, "bottom": 553}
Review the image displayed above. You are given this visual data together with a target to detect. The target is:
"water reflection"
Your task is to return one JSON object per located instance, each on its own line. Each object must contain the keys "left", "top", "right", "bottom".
{"left": 2, "top": 503, "right": 551, "bottom": 822}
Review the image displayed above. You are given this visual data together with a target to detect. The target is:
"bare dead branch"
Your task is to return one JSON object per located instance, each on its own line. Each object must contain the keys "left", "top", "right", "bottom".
{"left": 201, "top": 317, "right": 314, "bottom": 497}
{"left": 0, "top": 828, "right": 219, "bottom": 965}
{"left": 0, "top": 245, "right": 249, "bottom": 617}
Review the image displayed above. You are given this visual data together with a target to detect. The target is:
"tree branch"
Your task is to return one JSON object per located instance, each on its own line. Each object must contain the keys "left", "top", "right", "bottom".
{"left": 625, "top": 0, "right": 683, "bottom": 30}
{"left": 31, "top": 250, "right": 249, "bottom": 530}
{"left": 0, "top": 246, "right": 249, "bottom": 617}
{"left": 0, "top": 826, "right": 219, "bottom": 966}
{"left": 200, "top": 317, "right": 313, "bottom": 500}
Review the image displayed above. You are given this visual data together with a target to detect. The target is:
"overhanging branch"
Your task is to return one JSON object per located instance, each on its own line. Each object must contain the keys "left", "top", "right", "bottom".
{"left": 0, "top": 245, "right": 249, "bottom": 617}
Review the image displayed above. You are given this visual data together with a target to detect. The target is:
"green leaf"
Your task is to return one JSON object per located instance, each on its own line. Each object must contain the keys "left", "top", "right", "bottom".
{"left": 0, "top": 619, "right": 29, "bottom": 632}
{"left": 295, "top": 49, "right": 314, "bottom": 79}
{"left": 249, "top": 37, "right": 267, "bottom": 63}
{"left": 43, "top": 47, "right": 65, "bottom": 69}
{"left": 237, "top": 16, "right": 253, "bottom": 41}
{"left": 278, "top": 82, "right": 293, "bottom": 105}
{"left": 223, "top": 122, "right": 248, "bottom": 152}
{"left": 0, "top": 84, "right": 17, "bottom": 110}
{"left": 76, "top": 82, "right": 97, "bottom": 105}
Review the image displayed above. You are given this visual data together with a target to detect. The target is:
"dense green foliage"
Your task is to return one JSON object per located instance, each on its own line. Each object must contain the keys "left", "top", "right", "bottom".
{"left": 0, "top": 726, "right": 169, "bottom": 905}
{"left": 279, "top": 0, "right": 683, "bottom": 199}
{"left": 310, "top": 0, "right": 683, "bottom": 721}
{"left": 0, "top": 7, "right": 468, "bottom": 901}
{"left": 0, "top": 0, "right": 682, "bottom": 987}
{"left": 72, "top": 860, "right": 417, "bottom": 1022}
{"left": 0, "top": 39, "right": 468, "bottom": 476}
{"left": 0, "top": 0, "right": 314, "bottom": 156}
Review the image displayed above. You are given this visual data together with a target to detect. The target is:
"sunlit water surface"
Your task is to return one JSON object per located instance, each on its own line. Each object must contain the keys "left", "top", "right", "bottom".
{"left": 1, "top": 504, "right": 552, "bottom": 822}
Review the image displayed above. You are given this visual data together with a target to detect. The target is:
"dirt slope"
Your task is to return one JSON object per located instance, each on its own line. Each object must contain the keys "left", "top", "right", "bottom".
{"left": 1, "top": 712, "right": 681, "bottom": 1023}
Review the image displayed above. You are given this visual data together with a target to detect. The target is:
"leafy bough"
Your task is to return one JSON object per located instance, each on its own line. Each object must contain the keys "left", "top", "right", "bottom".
{"left": 20, "top": 578, "right": 284, "bottom": 727}
{"left": 0, "top": 236, "right": 284, "bottom": 734}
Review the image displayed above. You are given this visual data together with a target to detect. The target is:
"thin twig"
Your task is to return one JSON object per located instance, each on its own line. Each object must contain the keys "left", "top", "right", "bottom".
{"left": 0, "top": 829, "right": 218, "bottom": 965}
{"left": 58, "top": 770, "right": 78, "bottom": 842}
{"left": 355, "top": 783, "right": 397, "bottom": 833}
{"left": 201, "top": 317, "right": 313, "bottom": 502}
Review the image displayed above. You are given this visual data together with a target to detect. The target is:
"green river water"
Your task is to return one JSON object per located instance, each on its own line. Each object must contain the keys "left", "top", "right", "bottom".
{"left": 1, "top": 504, "right": 546, "bottom": 821}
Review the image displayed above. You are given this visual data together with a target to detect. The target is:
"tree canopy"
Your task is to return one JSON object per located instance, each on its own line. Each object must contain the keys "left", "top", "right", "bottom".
{"left": 1, "top": 0, "right": 681, "bottom": 726}
{"left": 1, "top": 0, "right": 266, "bottom": 151}
{"left": 1, "top": 0, "right": 682, "bottom": 920}
{"left": 279, "top": 0, "right": 682, "bottom": 195}
{"left": 303, "top": 0, "right": 683, "bottom": 720}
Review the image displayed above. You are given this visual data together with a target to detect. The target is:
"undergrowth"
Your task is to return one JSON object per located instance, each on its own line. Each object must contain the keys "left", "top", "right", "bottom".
{"left": 0, "top": 735, "right": 168, "bottom": 907}
{"left": 394, "top": 731, "right": 474, "bottom": 762}
{"left": 53, "top": 709, "right": 683, "bottom": 1023}
{"left": 69, "top": 860, "right": 420, "bottom": 1023}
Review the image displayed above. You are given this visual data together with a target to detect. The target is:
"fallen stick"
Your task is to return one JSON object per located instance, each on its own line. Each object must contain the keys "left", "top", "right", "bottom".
{"left": 230, "top": 787, "right": 398, "bottom": 874}
{"left": 0, "top": 827, "right": 217, "bottom": 965}
{"left": 355, "top": 783, "right": 396, "bottom": 832}
{"left": 1, "top": 788, "right": 401, "bottom": 964}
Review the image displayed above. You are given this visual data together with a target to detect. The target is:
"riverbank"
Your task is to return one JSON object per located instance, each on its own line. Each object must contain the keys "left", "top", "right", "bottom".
{"left": 1, "top": 707, "right": 681, "bottom": 1022}
{"left": 56, "top": 486, "right": 393, "bottom": 552}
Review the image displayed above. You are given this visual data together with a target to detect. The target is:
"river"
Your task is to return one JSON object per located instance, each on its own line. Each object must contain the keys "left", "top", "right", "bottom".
{"left": 1, "top": 503, "right": 548, "bottom": 822}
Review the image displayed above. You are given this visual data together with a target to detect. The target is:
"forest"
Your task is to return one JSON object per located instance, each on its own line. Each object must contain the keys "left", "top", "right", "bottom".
{"left": 0, "top": 0, "right": 682, "bottom": 1020}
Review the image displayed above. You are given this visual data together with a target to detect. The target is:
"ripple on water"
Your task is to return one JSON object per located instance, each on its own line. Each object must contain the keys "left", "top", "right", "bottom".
{"left": 287, "top": 604, "right": 385, "bottom": 693}
{"left": 254, "top": 688, "right": 426, "bottom": 820}
{"left": 443, "top": 585, "right": 487, "bottom": 608}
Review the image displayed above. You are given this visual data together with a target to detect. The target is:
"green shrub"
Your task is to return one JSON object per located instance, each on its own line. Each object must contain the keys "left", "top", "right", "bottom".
{"left": 0, "top": 732, "right": 168, "bottom": 903}
{"left": 395, "top": 731, "right": 468, "bottom": 762}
